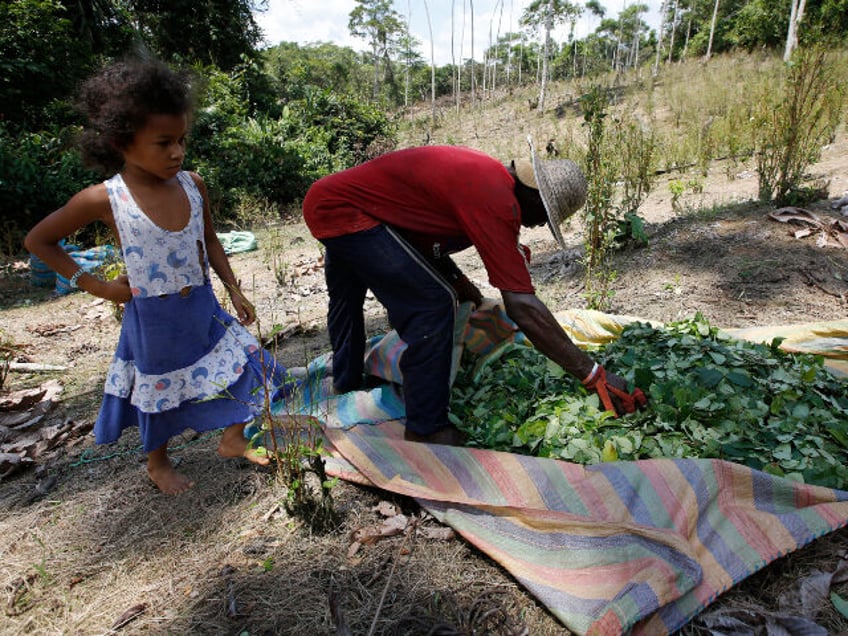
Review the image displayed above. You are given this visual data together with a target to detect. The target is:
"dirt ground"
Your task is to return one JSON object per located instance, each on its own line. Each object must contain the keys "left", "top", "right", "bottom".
{"left": 1, "top": 128, "right": 847, "bottom": 635}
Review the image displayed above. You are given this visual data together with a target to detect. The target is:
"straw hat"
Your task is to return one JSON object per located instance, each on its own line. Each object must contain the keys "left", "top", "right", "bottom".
{"left": 513, "top": 136, "right": 587, "bottom": 250}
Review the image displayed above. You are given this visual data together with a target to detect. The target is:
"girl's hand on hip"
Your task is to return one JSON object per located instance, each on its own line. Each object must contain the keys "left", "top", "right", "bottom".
{"left": 101, "top": 275, "right": 133, "bottom": 303}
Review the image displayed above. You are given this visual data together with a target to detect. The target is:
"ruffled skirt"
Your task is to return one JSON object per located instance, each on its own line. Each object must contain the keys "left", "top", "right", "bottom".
{"left": 94, "top": 283, "right": 287, "bottom": 452}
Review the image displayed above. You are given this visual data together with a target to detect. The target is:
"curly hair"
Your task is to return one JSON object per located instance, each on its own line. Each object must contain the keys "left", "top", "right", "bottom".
{"left": 76, "top": 57, "right": 196, "bottom": 175}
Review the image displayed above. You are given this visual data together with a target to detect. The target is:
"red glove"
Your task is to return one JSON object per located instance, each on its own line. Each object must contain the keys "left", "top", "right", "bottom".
{"left": 582, "top": 364, "right": 647, "bottom": 417}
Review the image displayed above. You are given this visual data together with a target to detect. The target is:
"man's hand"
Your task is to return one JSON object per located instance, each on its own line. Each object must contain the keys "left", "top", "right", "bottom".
{"left": 582, "top": 364, "right": 647, "bottom": 417}
{"left": 452, "top": 274, "right": 483, "bottom": 306}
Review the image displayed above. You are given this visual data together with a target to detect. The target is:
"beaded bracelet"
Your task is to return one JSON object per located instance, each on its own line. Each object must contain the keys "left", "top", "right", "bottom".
{"left": 68, "top": 268, "right": 85, "bottom": 289}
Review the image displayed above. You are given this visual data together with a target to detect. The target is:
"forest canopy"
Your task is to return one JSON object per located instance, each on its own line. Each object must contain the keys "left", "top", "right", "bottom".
{"left": 1, "top": 0, "right": 846, "bottom": 246}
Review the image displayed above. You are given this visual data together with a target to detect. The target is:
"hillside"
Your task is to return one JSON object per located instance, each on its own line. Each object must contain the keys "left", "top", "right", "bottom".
{"left": 1, "top": 53, "right": 848, "bottom": 635}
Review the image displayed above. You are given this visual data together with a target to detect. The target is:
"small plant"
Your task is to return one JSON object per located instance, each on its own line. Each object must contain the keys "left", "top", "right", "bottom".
{"left": 97, "top": 252, "right": 127, "bottom": 322}
{"left": 264, "top": 227, "right": 289, "bottom": 287}
{"left": 669, "top": 179, "right": 686, "bottom": 213}
{"left": 209, "top": 285, "right": 338, "bottom": 532}
{"left": 669, "top": 178, "right": 704, "bottom": 215}
{"left": 687, "top": 177, "right": 704, "bottom": 194}
{"left": 583, "top": 269, "right": 618, "bottom": 311}
{"left": 697, "top": 117, "right": 715, "bottom": 177}
{"left": 249, "top": 318, "right": 339, "bottom": 532}
{"left": 580, "top": 86, "right": 654, "bottom": 310}
{"left": 663, "top": 274, "right": 681, "bottom": 292}
{"left": 614, "top": 115, "right": 657, "bottom": 215}
{"left": 752, "top": 45, "right": 845, "bottom": 205}
{"left": 615, "top": 211, "right": 648, "bottom": 248}
{"left": 580, "top": 85, "right": 618, "bottom": 311}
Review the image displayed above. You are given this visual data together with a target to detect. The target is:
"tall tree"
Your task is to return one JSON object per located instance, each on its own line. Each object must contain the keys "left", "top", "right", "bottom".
{"left": 469, "top": 0, "right": 476, "bottom": 104}
{"left": 784, "top": 0, "right": 807, "bottom": 60}
{"left": 349, "top": 0, "right": 405, "bottom": 100}
{"left": 583, "top": 0, "right": 606, "bottom": 76}
{"left": 667, "top": 0, "right": 680, "bottom": 62}
{"left": 265, "top": 41, "right": 370, "bottom": 101}
{"left": 594, "top": 5, "right": 650, "bottom": 73}
{"left": 399, "top": 2, "right": 423, "bottom": 107}
{"left": 622, "top": 3, "right": 649, "bottom": 69}
{"left": 705, "top": 0, "right": 721, "bottom": 60}
{"left": 423, "top": 0, "right": 436, "bottom": 121}
{"left": 0, "top": 0, "right": 135, "bottom": 129}
{"left": 520, "top": 0, "right": 580, "bottom": 111}
{"left": 654, "top": 0, "right": 671, "bottom": 74}
{"left": 128, "top": 0, "right": 264, "bottom": 71}
{"left": 451, "top": 0, "right": 459, "bottom": 111}
{"left": 484, "top": 31, "right": 530, "bottom": 86}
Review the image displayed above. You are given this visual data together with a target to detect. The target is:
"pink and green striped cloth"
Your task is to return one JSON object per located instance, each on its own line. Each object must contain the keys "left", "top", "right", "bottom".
{"left": 282, "top": 306, "right": 848, "bottom": 634}
{"left": 323, "top": 421, "right": 848, "bottom": 635}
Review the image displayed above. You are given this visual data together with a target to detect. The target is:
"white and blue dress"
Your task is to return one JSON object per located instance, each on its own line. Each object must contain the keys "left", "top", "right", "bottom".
{"left": 95, "top": 171, "right": 285, "bottom": 452}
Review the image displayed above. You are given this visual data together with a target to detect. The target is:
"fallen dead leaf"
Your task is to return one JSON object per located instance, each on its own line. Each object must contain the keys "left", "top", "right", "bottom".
{"left": 417, "top": 526, "right": 456, "bottom": 541}
{"left": 110, "top": 603, "right": 148, "bottom": 630}
{"left": 0, "top": 386, "right": 49, "bottom": 411}
{"left": 778, "top": 556, "right": 848, "bottom": 618}
{"left": 26, "top": 323, "right": 82, "bottom": 337}
{"left": 372, "top": 500, "right": 400, "bottom": 517}
{"left": 346, "top": 540, "right": 362, "bottom": 559}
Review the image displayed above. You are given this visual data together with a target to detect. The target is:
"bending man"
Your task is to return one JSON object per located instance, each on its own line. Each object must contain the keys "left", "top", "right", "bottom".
{"left": 303, "top": 142, "right": 646, "bottom": 444}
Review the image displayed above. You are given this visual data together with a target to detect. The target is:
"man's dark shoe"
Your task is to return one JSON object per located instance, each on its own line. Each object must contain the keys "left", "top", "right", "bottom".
{"left": 403, "top": 425, "right": 467, "bottom": 446}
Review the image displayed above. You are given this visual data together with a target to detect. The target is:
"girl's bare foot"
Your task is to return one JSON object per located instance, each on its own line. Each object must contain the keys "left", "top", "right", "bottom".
{"left": 147, "top": 447, "right": 194, "bottom": 494}
{"left": 218, "top": 424, "right": 270, "bottom": 466}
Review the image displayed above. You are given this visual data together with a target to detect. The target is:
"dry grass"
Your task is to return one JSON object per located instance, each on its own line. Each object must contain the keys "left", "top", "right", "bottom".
{"left": 1, "top": 430, "right": 564, "bottom": 634}
{"left": 2, "top": 50, "right": 848, "bottom": 636}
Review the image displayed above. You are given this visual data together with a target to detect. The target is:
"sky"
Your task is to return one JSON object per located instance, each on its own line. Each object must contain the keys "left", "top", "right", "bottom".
{"left": 253, "top": 0, "right": 662, "bottom": 66}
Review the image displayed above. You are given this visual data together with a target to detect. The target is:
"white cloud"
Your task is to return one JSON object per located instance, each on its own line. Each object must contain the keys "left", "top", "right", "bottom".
{"left": 254, "top": 0, "right": 663, "bottom": 66}
{"left": 255, "top": 0, "right": 362, "bottom": 51}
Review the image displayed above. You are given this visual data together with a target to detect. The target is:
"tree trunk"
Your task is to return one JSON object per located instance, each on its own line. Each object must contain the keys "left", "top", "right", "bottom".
{"left": 506, "top": 0, "right": 514, "bottom": 87}
{"left": 667, "top": 0, "right": 679, "bottom": 63}
{"left": 455, "top": 0, "right": 462, "bottom": 113}
{"left": 372, "top": 42, "right": 380, "bottom": 99}
{"left": 424, "top": 0, "right": 436, "bottom": 122}
{"left": 682, "top": 13, "right": 692, "bottom": 61}
{"left": 470, "top": 0, "right": 476, "bottom": 105}
{"left": 518, "top": 35, "right": 524, "bottom": 85}
{"left": 613, "top": 4, "right": 624, "bottom": 72}
{"left": 784, "top": 0, "right": 806, "bottom": 61}
{"left": 653, "top": 0, "right": 669, "bottom": 75}
{"left": 492, "top": 0, "right": 505, "bottom": 95}
{"left": 570, "top": 21, "right": 578, "bottom": 79}
{"left": 630, "top": 20, "right": 641, "bottom": 70}
{"left": 405, "top": 0, "right": 411, "bottom": 108}
{"left": 538, "top": 0, "right": 552, "bottom": 112}
{"left": 705, "top": 0, "right": 720, "bottom": 61}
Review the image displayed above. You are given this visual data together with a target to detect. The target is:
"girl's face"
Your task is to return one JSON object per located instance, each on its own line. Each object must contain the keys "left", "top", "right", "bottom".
{"left": 122, "top": 113, "right": 188, "bottom": 180}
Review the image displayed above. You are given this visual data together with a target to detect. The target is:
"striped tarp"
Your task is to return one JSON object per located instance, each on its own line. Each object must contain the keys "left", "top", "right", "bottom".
{"left": 323, "top": 421, "right": 848, "bottom": 635}
{"left": 279, "top": 306, "right": 848, "bottom": 634}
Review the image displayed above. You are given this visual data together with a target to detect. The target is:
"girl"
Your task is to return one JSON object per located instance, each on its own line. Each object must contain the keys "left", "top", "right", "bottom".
{"left": 25, "top": 58, "right": 286, "bottom": 495}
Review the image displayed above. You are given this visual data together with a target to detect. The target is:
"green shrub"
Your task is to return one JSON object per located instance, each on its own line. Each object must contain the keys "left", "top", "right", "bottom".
{"left": 752, "top": 46, "right": 845, "bottom": 204}
{"left": 188, "top": 77, "right": 395, "bottom": 225}
{"left": 190, "top": 115, "right": 316, "bottom": 219}
{"left": 285, "top": 88, "right": 396, "bottom": 166}
{"left": 5, "top": 64, "right": 396, "bottom": 237}
{"left": 0, "top": 123, "right": 99, "bottom": 250}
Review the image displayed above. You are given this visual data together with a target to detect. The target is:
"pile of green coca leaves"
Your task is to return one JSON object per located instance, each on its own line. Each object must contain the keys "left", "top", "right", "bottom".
{"left": 448, "top": 313, "right": 848, "bottom": 490}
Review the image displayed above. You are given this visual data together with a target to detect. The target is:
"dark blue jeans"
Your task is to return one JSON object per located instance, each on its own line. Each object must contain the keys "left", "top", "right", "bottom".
{"left": 321, "top": 225, "right": 456, "bottom": 435}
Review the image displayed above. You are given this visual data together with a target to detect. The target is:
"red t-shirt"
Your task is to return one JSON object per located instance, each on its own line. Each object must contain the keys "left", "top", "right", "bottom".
{"left": 302, "top": 146, "right": 534, "bottom": 293}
